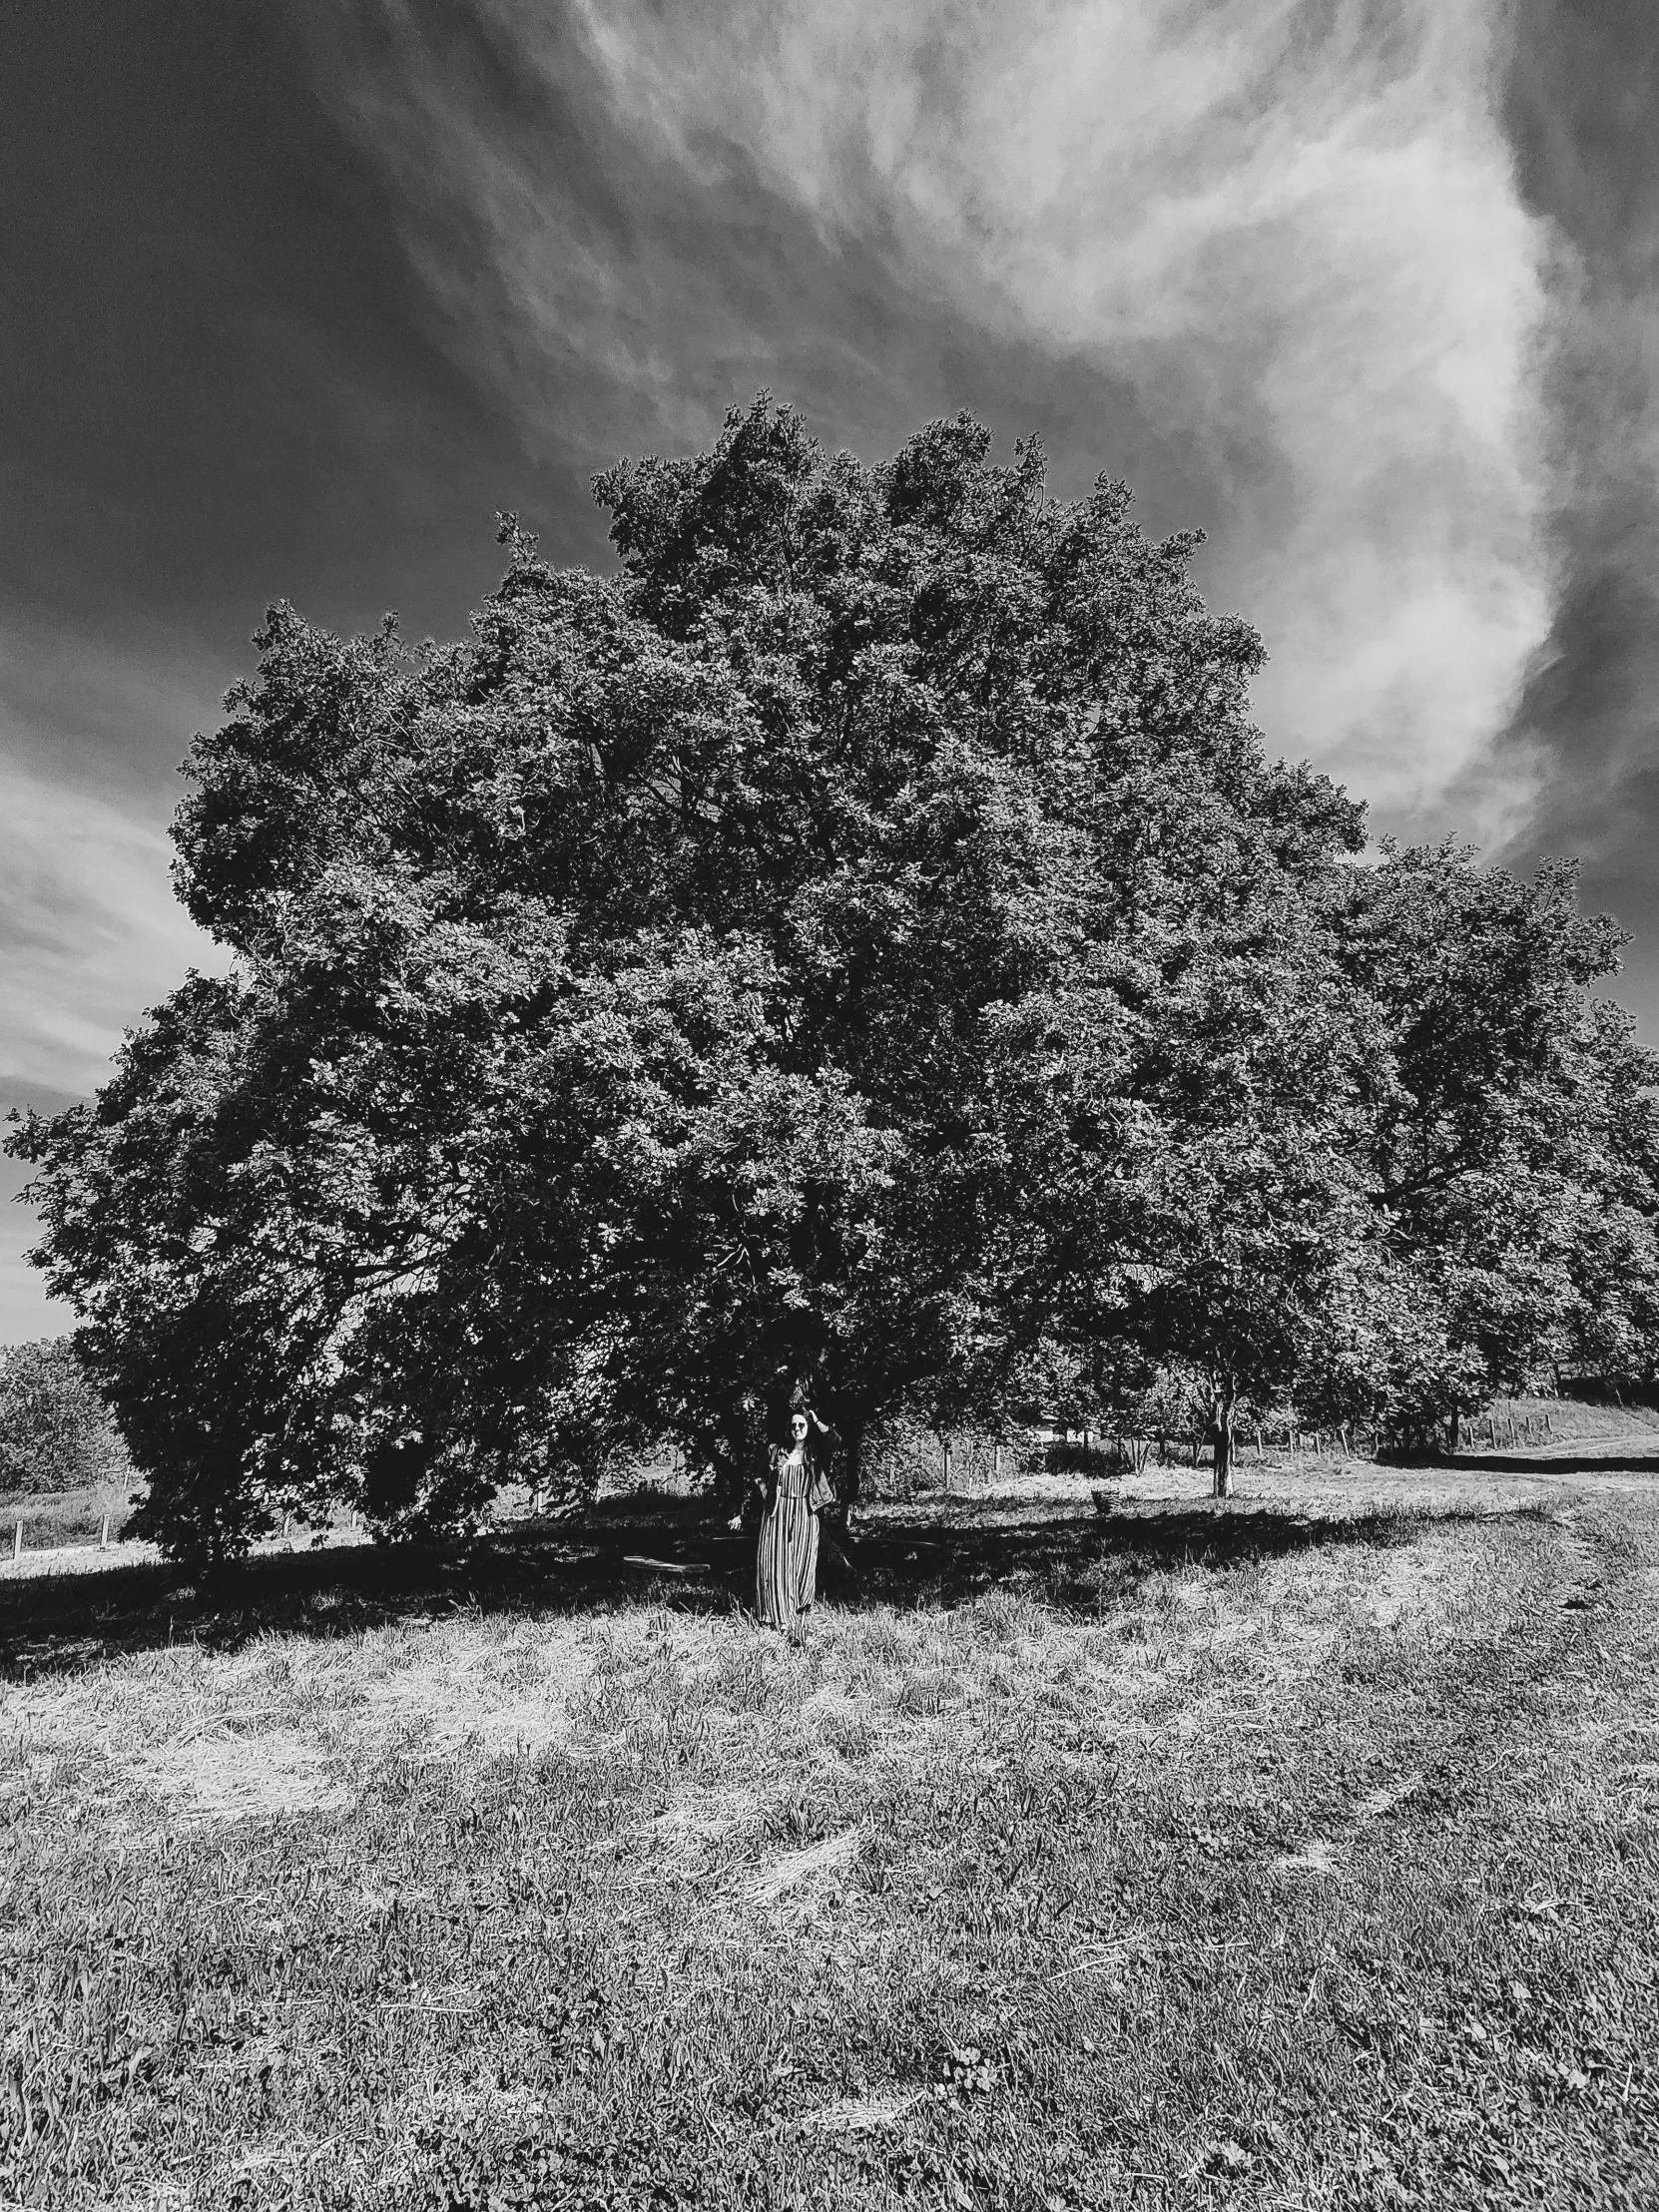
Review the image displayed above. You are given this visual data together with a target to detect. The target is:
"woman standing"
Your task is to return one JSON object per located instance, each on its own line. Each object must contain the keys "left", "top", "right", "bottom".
{"left": 755, "top": 1406, "right": 833, "bottom": 1641}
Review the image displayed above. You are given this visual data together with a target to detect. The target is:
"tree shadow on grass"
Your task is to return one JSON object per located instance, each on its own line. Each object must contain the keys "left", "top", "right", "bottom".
{"left": 1431, "top": 1449, "right": 1659, "bottom": 1477}
{"left": 818, "top": 1496, "right": 1534, "bottom": 1613}
{"left": 0, "top": 1491, "right": 1538, "bottom": 1683}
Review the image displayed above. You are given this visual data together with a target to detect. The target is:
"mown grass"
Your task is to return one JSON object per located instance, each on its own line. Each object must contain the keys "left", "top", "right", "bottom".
{"left": 0, "top": 1482, "right": 137, "bottom": 1555}
{"left": 2, "top": 1479, "right": 1656, "bottom": 2209}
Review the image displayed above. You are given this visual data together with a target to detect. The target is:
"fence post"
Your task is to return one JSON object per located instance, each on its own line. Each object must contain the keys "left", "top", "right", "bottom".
{"left": 991, "top": 1443, "right": 1001, "bottom": 1484}
{"left": 11, "top": 1521, "right": 20, "bottom": 1562}
{"left": 100, "top": 1513, "right": 110, "bottom": 1550}
{"left": 941, "top": 1435, "right": 951, "bottom": 1493}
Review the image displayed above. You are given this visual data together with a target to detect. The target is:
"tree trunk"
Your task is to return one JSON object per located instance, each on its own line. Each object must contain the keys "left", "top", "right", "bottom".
{"left": 1212, "top": 1392, "right": 1235, "bottom": 1499}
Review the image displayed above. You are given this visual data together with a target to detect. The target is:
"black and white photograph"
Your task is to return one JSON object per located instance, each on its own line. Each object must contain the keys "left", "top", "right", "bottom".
{"left": 2, "top": 3, "right": 1657, "bottom": 2204}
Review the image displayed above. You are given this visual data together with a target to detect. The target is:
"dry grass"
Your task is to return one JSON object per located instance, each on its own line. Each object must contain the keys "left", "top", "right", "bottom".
{"left": 2, "top": 1463, "right": 1657, "bottom": 2208}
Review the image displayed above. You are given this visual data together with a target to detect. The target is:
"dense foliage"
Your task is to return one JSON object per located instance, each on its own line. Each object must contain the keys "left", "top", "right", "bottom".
{"left": 9, "top": 400, "right": 1658, "bottom": 1558}
{"left": 0, "top": 1337, "right": 127, "bottom": 1496}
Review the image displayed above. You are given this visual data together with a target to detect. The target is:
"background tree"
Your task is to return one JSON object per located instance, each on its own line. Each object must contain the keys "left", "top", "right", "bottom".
{"left": 935, "top": 691, "right": 1377, "bottom": 1493}
{"left": 1341, "top": 844, "right": 1659, "bottom": 1435}
{"left": 0, "top": 1338, "right": 127, "bottom": 1496}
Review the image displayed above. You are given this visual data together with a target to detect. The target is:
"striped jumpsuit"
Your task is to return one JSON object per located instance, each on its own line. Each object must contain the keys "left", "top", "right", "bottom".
{"left": 756, "top": 1444, "right": 822, "bottom": 1638}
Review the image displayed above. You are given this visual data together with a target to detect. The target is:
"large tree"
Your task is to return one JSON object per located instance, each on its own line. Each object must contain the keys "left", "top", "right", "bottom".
{"left": 1341, "top": 844, "right": 1659, "bottom": 1427}
{"left": 0, "top": 401, "right": 1439, "bottom": 1553}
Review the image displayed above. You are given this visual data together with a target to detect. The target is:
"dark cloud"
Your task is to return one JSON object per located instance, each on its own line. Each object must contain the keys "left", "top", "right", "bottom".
{"left": 1, "top": 1, "right": 556, "bottom": 661}
{"left": 1499, "top": 0, "right": 1659, "bottom": 1024}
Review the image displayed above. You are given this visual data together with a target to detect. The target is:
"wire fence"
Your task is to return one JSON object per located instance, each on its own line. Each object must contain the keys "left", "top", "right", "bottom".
{"left": 0, "top": 1399, "right": 1567, "bottom": 1561}
{"left": 864, "top": 1403, "right": 1559, "bottom": 1495}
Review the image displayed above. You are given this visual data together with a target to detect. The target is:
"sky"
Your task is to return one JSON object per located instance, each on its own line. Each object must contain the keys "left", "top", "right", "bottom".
{"left": 2, "top": 0, "right": 1656, "bottom": 1339}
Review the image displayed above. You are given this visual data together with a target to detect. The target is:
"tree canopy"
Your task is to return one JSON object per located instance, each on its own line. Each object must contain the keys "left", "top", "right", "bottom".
{"left": 10, "top": 399, "right": 1657, "bottom": 1557}
{"left": 0, "top": 1337, "right": 127, "bottom": 1497}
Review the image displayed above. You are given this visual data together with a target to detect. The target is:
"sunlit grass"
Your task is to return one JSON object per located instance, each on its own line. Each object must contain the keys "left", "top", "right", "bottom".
{"left": 2, "top": 1484, "right": 1655, "bottom": 2207}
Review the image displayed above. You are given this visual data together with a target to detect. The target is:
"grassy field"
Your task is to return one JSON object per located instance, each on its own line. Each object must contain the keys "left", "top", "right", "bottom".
{"left": 3, "top": 1452, "right": 1657, "bottom": 2209}
{"left": 0, "top": 1483, "right": 137, "bottom": 1560}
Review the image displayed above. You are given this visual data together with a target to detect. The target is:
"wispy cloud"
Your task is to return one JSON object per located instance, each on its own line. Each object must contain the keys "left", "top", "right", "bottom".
{"left": 310, "top": 0, "right": 1558, "bottom": 835}
{"left": 0, "top": 1077, "right": 82, "bottom": 1345}
{"left": 0, "top": 741, "right": 229, "bottom": 1097}
{"left": 0, "top": 684, "right": 229, "bottom": 1338}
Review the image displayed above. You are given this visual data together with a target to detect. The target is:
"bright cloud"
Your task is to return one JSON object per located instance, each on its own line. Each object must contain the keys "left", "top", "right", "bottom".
{"left": 0, "top": 749, "right": 229, "bottom": 1097}
{"left": 322, "top": 0, "right": 1559, "bottom": 835}
{"left": 569, "top": 0, "right": 1554, "bottom": 825}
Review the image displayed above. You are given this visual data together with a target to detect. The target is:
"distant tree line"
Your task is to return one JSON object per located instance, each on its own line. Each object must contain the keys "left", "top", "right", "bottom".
{"left": 10, "top": 400, "right": 1658, "bottom": 1564}
{"left": 0, "top": 1338, "right": 127, "bottom": 1496}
